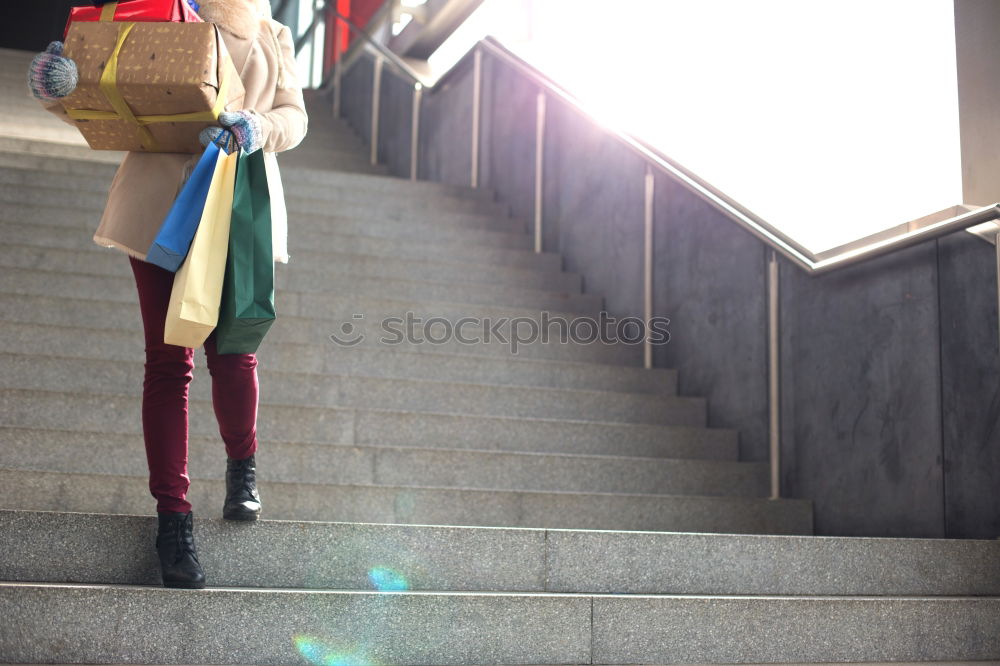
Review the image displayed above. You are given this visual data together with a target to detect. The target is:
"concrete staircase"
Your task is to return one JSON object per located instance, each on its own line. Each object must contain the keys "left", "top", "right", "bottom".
{"left": 1, "top": 46, "right": 998, "bottom": 665}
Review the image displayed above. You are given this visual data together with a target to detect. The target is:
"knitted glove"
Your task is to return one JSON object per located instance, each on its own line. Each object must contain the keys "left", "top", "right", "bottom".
{"left": 27, "top": 41, "right": 78, "bottom": 102}
{"left": 198, "top": 126, "right": 233, "bottom": 151}
{"left": 219, "top": 111, "right": 264, "bottom": 154}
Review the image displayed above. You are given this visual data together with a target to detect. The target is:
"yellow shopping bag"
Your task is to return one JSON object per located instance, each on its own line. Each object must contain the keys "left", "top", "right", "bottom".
{"left": 163, "top": 144, "right": 238, "bottom": 348}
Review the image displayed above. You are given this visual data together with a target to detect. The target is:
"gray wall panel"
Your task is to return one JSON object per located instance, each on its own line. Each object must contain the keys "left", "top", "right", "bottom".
{"left": 779, "top": 244, "right": 945, "bottom": 537}
{"left": 340, "top": 54, "right": 375, "bottom": 146}
{"left": 937, "top": 231, "right": 1000, "bottom": 538}
{"left": 652, "top": 177, "right": 770, "bottom": 461}
{"left": 378, "top": 69, "right": 415, "bottom": 178}
{"left": 542, "top": 98, "right": 644, "bottom": 319}
{"left": 480, "top": 57, "right": 538, "bottom": 225}
{"left": 418, "top": 63, "right": 474, "bottom": 187}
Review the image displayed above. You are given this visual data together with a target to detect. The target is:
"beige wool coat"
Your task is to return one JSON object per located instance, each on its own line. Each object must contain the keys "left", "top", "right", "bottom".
{"left": 46, "top": 0, "right": 308, "bottom": 261}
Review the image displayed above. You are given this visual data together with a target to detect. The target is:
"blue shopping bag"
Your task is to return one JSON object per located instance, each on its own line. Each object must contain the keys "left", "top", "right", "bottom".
{"left": 146, "top": 138, "right": 223, "bottom": 272}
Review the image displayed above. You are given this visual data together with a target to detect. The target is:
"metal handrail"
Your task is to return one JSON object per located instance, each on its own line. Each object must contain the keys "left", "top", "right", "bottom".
{"left": 296, "top": 5, "right": 428, "bottom": 87}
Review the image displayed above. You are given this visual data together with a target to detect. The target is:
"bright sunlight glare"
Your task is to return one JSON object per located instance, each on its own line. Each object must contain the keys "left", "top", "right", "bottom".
{"left": 429, "top": 0, "right": 962, "bottom": 252}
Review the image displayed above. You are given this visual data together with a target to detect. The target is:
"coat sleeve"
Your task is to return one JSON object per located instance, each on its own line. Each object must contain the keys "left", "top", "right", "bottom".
{"left": 257, "top": 24, "right": 308, "bottom": 153}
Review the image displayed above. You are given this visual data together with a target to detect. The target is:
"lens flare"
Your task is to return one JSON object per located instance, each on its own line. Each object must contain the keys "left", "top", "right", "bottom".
{"left": 367, "top": 566, "right": 410, "bottom": 591}
{"left": 293, "top": 635, "right": 376, "bottom": 666}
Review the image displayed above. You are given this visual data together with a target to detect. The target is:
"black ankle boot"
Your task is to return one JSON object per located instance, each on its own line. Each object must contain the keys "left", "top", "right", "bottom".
{"left": 156, "top": 511, "right": 206, "bottom": 589}
{"left": 223, "top": 454, "right": 261, "bottom": 521}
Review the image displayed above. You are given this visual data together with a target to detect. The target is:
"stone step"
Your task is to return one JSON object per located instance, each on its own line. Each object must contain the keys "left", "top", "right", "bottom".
{"left": 0, "top": 468, "right": 813, "bottom": 533}
{"left": 284, "top": 181, "right": 515, "bottom": 221}
{"left": 280, "top": 150, "right": 392, "bottom": 174}
{"left": 0, "top": 195, "right": 533, "bottom": 251}
{"left": 282, "top": 145, "right": 379, "bottom": 165}
{"left": 0, "top": 240, "right": 590, "bottom": 310}
{"left": 2, "top": 510, "right": 996, "bottom": 595}
{"left": 279, "top": 152, "right": 392, "bottom": 175}
{"left": 3, "top": 582, "right": 997, "bottom": 664}
{"left": 0, "top": 148, "right": 120, "bottom": 176}
{"left": 294, "top": 130, "right": 371, "bottom": 152}
{"left": 0, "top": 426, "right": 757, "bottom": 495}
{"left": 0, "top": 163, "right": 506, "bottom": 220}
{"left": 0, "top": 134, "right": 124, "bottom": 163}
{"left": 0, "top": 255, "right": 600, "bottom": 324}
{"left": 0, "top": 119, "right": 88, "bottom": 145}
{"left": 0, "top": 388, "right": 734, "bottom": 459}
{"left": 0, "top": 174, "right": 510, "bottom": 234}
{"left": 0, "top": 109, "right": 386, "bottom": 175}
{"left": 0, "top": 292, "right": 645, "bottom": 367}
{"left": 279, "top": 163, "right": 497, "bottom": 201}
{"left": 299, "top": 131, "right": 368, "bottom": 149}
{"left": 291, "top": 138, "right": 373, "bottom": 162}
{"left": 0, "top": 47, "right": 34, "bottom": 62}
{"left": 0, "top": 136, "right": 496, "bottom": 202}
{"left": 0, "top": 217, "right": 564, "bottom": 271}
{"left": 0, "top": 161, "right": 524, "bottom": 219}
{"left": 2, "top": 263, "right": 603, "bottom": 321}
{"left": 0, "top": 241, "right": 583, "bottom": 292}
{"left": 0, "top": 352, "right": 705, "bottom": 427}
{"left": 0, "top": 320, "right": 677, "bottom": 395}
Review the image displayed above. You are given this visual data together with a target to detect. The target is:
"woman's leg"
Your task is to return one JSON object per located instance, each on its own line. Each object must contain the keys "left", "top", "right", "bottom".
{"left": 128, "top": 255, "right": 195, "bottom": 514}
{"left": 203, "top": 330, "right": 259, "bottom": 461}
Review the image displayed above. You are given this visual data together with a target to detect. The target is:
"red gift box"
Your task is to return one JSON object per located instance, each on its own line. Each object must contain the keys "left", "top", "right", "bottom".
{"left": 64, "top": 0, "right": 202, "bottom": 38}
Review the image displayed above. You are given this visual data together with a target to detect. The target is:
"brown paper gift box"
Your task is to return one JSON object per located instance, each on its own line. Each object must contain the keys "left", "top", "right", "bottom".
{"left": 60, "top": 21, "right": 246, "bottom": 153}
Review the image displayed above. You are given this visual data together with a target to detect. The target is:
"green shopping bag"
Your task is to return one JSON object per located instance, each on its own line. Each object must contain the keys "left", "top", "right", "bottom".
{"left": 215, "top": 148, "right": 275, "bottom": 354}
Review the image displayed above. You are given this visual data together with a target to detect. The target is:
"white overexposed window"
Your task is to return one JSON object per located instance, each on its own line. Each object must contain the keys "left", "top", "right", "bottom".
{"left": 429, "top": 0, "right": 962, "bottom": 253}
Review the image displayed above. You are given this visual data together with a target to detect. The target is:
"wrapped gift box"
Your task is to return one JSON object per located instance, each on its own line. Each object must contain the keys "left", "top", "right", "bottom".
{"left": 64, "top": 0, "right": 203, "bottom": 38}
{"left": 60, "top": 20, "right": 245, "bottom": 153}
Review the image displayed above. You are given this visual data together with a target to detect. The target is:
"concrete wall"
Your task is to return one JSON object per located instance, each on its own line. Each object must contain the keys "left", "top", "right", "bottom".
{"left": 937, "top": 232, "right": 1000, "bottom": 538}
{"left": 778, "top": 244, "right": 947, "bottom": 537}
{"left": 339, "top": 48, "right": 1000, "bottom": 539}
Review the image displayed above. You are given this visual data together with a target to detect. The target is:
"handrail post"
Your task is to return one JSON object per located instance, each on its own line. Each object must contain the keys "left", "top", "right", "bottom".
{"left": 332, "top": 10, "right": 342, "bottom": 118}
{"left": 410, "top": 83, "right": 422, "bottom": 181}
{"left": 643, "top": 165, "right": 655, "bottom": 370}
{"left": 996, "top": 231, "right": 1000, "bottom": 354}
{"left": 471, "top": 48, "right": 482, "bottom": 188}
{"left": 534, "top": 91, "right": 546, "bottom": 253}
{"left": 370, "top": 55, "right": 383, "bottom": 166}
{"left": 768, "top": 250, "right": 781, "bottom": 499}
{"left": 308, "top": 0, "right": 320, "bottom": 87}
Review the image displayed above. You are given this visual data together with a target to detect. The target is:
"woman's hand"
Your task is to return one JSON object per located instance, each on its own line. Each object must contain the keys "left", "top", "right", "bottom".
{"left": 27, "top": 41, "right": 78, "bottom": 102}
{"left": 199, "top": 111, "right": 264, "bottom": 154}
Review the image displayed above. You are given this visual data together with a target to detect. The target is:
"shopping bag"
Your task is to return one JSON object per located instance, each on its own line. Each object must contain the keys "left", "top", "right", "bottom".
{"left": 215, "top": 148, "right": 276, "bottom": 354}
{"left": 163, "top": 143, "right": 238, "bottom": 348}
{"left": 263, "top": 151, "right": 289, "bottom": 264}
{"left": 146, "top": 139, "right": 222, "bottom": 271}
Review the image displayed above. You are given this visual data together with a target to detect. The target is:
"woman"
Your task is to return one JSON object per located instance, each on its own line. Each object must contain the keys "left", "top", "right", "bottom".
{"left": 27, "top": 0, "right": 308, "bottom": 589}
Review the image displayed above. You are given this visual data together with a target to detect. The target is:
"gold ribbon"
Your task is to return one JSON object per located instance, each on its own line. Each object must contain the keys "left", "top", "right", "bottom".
{"left": 100, "top": 3, "right": 117, "bottom": 21}
{"left": 65, "top": 22, "right": 233, "bottom": 153}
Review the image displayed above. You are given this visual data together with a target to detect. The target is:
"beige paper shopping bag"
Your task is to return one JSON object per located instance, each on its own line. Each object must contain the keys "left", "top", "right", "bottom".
{"left": 164, "top": 145, "right": 238, "bottom": 348}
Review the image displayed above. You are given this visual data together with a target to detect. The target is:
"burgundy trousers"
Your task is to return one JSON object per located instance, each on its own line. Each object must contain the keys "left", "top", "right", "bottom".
{"left": 129, "top": 255, "right": 259, "bottom": 514}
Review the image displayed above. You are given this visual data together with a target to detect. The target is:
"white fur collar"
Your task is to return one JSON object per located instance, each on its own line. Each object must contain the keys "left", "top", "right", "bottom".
{"left": 197, "top": 0, "right": 268, "bottom": 40}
